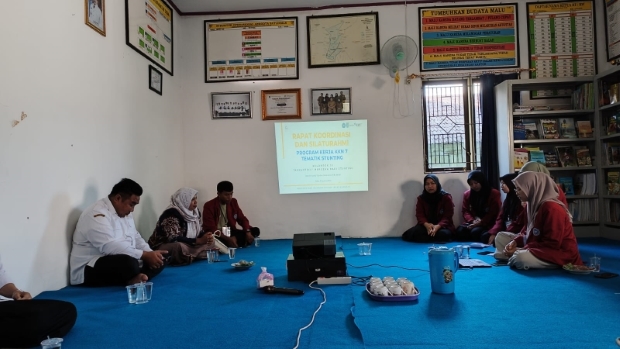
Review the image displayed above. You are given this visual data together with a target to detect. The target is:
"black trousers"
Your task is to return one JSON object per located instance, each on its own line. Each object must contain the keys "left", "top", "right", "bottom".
{"left": 0, "top": 299, "right": 77, "bottom": 348}
{"left": 455, "top": 225, "right": 489, "bottom": 242}
{"left": 224, "top": 227, "right": 260, "bottom": 247}
{"left": 83, "top": 254, "right": 164, "bottom": 286}
{"left": 402, "top": 224, "right": 452, "bottom": 243}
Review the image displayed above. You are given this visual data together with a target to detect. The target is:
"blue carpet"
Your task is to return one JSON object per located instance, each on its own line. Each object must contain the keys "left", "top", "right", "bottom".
{"left": 36, "top": 238, "right": 620, "bottom": 348}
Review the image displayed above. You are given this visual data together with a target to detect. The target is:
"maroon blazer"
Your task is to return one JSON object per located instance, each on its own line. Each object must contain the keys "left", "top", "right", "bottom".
{"left": 488, "top": 201, "right": 525, "bottom": 235}
{"left": 202, "top": 197, "right": 251, "bottom": 233}
{"left": 415, "top": 194, "right": 456, "bottom": 232}
{"left": 461, "top": 188, "right": 502, "bottom": 229}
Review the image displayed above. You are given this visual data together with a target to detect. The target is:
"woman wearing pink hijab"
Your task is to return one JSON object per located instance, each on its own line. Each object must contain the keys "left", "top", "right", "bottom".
{"left": 494, "top": 171, "right": 583, "bottom": 269}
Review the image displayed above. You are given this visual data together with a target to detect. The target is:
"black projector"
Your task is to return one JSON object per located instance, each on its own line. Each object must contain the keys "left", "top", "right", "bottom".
{"left": 292, "top": 232, "right": 336, "bottom": 259}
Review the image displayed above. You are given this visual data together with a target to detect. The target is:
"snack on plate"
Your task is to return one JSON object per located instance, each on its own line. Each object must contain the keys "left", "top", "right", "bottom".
{"left": 237, "top": 260, "right": 254, "bottom": 267}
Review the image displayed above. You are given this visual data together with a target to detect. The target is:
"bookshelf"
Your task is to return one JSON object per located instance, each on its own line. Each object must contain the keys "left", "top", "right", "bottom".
{"left": 495, "top": 77, "right": 598, "bottom": 235}
{"left": 596, "top": 65, "right": 620, "bottom": 238}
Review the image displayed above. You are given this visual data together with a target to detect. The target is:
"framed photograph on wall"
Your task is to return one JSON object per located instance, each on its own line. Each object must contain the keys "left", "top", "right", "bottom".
{"left": 310, "top": 88, "right": 351, "bottom": 115}
{"left": 149, "top": 65, "right": 162, "bottom": 95}
{"left": 204, "top": 17, "right": 299, "bottom": 83}
{"left": 126, "top": 0, "right": 174, "bottom": 75}
{"left": 85, "top": 0, "right": 106, "bottom": 36}
{"left": 307, "top": 12, "right": 380, "bottom": 68}
{"left": 261, "top": 89, "right": 302, "bottom": 120}
{"left": 211, "top": 92, "right": 252, "bottom": 119}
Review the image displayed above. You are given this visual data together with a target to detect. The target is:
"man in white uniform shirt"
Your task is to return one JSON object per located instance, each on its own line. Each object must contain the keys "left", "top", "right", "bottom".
{"left": 70, "top": 178, "right": 168, "bottom": 286}
{"left": 0, "top": 255, "right": 77, "bottom": 347}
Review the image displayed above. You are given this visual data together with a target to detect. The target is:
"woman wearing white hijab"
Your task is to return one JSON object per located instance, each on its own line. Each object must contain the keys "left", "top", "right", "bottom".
{"left": 493, "top": 172, "right": 583, "bottom": 269}
{"left": 148, "top": 188, "right": 215, "bottom": 265}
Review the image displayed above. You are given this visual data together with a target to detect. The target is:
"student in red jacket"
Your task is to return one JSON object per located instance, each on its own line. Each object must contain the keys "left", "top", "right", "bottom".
{"left": 202, "top": 181, "right": 260, "bottom": 248}
{"left": 486, "top": 173, "right": 524, "bottom": 245}
{"left": 402, "top": 174, "right": 455, "bottom": 243}
{"left": 494, "top": 171, "right": 583, "bottom": 269}
{"left": 456, "top": 170, "right": 502, "bottom": 242}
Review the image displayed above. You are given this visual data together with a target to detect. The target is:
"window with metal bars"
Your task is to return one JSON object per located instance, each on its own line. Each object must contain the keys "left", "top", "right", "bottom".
{"left": 422, "top": 78, "right": 482, "bottom": 172}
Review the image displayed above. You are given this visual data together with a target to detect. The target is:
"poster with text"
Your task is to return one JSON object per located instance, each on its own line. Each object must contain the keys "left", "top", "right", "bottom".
{"left": 274, "top": 120, "right": 368, "bottom": 194}
{"left": 419, "top": 4, "right": 519, "bottom": 71}
{"left": 605, "top": 0, "right": 620, "bottom": 62}
{"left": 527, "top": 1, "right": 596, "bottom": 98}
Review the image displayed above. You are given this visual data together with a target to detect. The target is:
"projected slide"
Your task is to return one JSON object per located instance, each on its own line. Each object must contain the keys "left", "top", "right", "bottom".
{"left": 274, "top": 120, "right": 368, "bottom": 194}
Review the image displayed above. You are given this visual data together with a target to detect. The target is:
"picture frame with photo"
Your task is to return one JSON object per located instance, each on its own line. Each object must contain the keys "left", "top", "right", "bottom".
{"left": 261, "top": 89, "right": 302, "bottom": 120}
{"left": 211, "top": 92, "right": 252, "bottom": 119}
{"left": 85, "top": 0, "right": 106, "bottom": 36}
{"left": 310, "top": 88, "right": 351, "bottom": 115}
{"left": 149, "top": 65, "right": 163, "bottom": 95}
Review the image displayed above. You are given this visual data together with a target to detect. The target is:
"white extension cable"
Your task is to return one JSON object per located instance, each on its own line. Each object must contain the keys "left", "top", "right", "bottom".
{"left": 292, "top": 280, "right": 327, "bottom": 349}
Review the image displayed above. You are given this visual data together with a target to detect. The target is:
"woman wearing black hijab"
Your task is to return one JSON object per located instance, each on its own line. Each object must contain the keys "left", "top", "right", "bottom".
{"left": 455, "top": 170, "right": 502, "bottom": 242}
{"left": 486, "top": 173, "right": 524, "bottom": 245}
{"left": 402, "top": 174, "right": 456, "bottom": 243}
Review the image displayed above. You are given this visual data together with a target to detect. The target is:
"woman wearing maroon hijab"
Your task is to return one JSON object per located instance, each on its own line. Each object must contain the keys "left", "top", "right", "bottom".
{"left": 402, "top": 174, "right": 455, "bottom": 243}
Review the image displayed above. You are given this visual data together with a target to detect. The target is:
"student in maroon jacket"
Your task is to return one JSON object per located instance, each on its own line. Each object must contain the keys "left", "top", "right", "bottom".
{"left": 402, "top": 174, "right": 455, "bottom": 243}
{"left": 494, "top": 171, "right": 583, "bottom": 269}
{"left": 202, "top": 181, "right": 260, "bottom": 248}
{"left": 456, "top": 170, "right": 502, "bottom": 242}
{"left": 486, "top": 173, "right": 525, "bottom": 245}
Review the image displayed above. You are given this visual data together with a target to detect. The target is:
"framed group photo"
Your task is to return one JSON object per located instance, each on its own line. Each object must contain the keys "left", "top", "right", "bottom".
{"left": 310, "top": 88, "right": 351, "bottom": 115}
{"left": 211, "top": 92, "right": 252, "bottom": 119}
{"left": 85, "top": 0, "right": 106, "bottom": 36}
{"left": 261, "top": 89, "right": 302, "bottom": 120}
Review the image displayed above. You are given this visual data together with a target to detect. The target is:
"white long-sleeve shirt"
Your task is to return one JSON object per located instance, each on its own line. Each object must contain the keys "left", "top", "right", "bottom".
{"left": 69, "top": 197, "right": 151, "bottom": 285}
{"left": 0, "top": 255, "right": 13, "bottom": 301}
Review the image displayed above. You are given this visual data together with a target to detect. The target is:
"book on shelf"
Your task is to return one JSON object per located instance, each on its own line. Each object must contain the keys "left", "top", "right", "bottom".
{"left": 523, "top": 122, "right": 540, "bottom": 139}
{"left": 513, "top": 122, "right": 526, "bottom": 140}
{"left": 558, "top": 177, "right": 575, "bottom": 195}
{"left": 529, "top": 150, "right": 546, "bottom": 164}
{"left": 544, "top": 152, "right": 560, "bottom": 167}
{"left": 605, "top": 142, "right": 620, "bottom": 165}
{"left": 573, "top": 146, "right": 592, "bottom": 167}
{"left": 559, "top": 118, "right": 577, "bottom": 138}
{"left": 576, "top": 120, "right": 593, "bottom": 138}
{"left": 607, "top": 113, "right": 618, "bottom": 135}
{"left": 573, "top": 173, "right": 597, "bottom": 195}
{"left": 540, "top": 119, "right": 560, "bottom": 139}
{"left": 555, "top": 146, "right": 577, "bottom": 167}
{"left": 514, "top": 148, "right": 529, "bottom": 169}
{"left": 607, "top": 171, "right": 620, "bottom": 195}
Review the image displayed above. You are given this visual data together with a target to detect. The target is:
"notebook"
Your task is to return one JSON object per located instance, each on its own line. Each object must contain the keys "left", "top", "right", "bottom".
{"left": 459, "top": 259, "right": 492, "bottom": 268}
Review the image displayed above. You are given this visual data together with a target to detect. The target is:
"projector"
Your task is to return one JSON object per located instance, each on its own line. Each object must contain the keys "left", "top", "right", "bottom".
{"left": 292, "top": 232, "right": 336, "bottom": 259}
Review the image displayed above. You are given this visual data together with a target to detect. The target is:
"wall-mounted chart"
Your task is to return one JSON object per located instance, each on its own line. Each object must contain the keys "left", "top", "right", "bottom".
{"left": 419, "top": 4, "right": 519, "bottom": 71}
{"left": 125, "top": 0, "right": 173, "bottom": 75}
{"left": 204, "top": 18, "right": 299, "bottom": 83}
{"left": 527, "top": 1, "right": 596, "bottom": 98}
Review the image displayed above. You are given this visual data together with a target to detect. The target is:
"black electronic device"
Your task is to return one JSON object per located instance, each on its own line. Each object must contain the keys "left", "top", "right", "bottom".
{"left": 287, "top": 252, "right": 347, "bottom": 282}
{"left": 292, "top": 232, "right": 336, "bottom": 260}
{"left": 262, "top": 286, "right": 304, "bottom": 295}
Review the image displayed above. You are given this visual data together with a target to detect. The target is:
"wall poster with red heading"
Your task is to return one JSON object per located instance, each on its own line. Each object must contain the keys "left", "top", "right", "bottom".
{"left": 419, "top": 4, "right": 519, "bottom": 71}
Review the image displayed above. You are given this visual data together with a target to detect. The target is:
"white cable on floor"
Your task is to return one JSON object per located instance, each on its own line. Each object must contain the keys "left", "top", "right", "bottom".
{"left": 292, "top": 280, "right": 327, "bottom": 349}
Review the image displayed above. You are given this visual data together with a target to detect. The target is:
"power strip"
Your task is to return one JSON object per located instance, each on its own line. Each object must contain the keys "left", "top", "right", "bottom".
{"left": 316, "top": 276, "right": 351, "bottom": 285}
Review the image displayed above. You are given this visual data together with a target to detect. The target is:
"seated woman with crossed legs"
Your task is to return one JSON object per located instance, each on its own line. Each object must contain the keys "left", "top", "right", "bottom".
{"left": 494, "top": 171, "right": 583, "bottom": 270}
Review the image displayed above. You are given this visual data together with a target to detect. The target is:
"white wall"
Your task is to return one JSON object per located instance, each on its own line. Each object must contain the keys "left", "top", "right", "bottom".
{"left": 1, "top": 1, "right": 614, "bottom": 295}
{"left": 0, "top": 1, "right": 185, "bottom": 295}
{"left": 181, "top": 1, "right": 615, "bottom": 241}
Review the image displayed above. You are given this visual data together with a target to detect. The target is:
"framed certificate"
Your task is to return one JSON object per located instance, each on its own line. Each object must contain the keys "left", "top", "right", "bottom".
{"left": 261, "top": 89, "right": 302, "bottom": 120}
{"left": 148, "top": 65, "right": 162, "bottom": 95}
{"left": 307, "top": 12, "right": 380, "bottom": 68}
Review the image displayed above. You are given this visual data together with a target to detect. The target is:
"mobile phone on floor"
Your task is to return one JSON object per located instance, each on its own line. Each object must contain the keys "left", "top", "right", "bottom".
{"left": 594, "top": 272, "right": 618, "bottom": 279}
{"left": 477, "top": 251, "right": 493, "bottom": 255}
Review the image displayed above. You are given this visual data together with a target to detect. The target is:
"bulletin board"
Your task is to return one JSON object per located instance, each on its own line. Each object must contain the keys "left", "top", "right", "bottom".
{"left": 204, "top": 17, "right": 299, "bottom": 83}
{"left": 125, "top": 0, "right": 174, "bottom": 75}
{"left": 419, "top": 4, "right": 519, "bottom": 71}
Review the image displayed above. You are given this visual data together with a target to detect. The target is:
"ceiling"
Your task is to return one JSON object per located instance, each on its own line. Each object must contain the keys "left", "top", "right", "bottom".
{"left": 168, "top": 0, "right": 440, "bottom": 15}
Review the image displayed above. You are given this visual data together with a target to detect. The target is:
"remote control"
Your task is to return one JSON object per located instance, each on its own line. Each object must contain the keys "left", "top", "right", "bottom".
{"left": 262, "top": 286, "right": 304, "bottom": 295}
